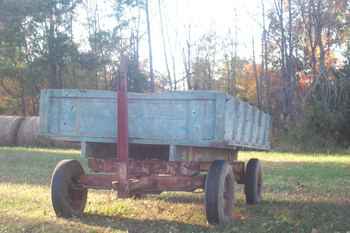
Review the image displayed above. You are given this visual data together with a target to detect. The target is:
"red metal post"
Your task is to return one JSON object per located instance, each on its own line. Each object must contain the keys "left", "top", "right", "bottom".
{"left": 116, "top": 55, "right": 129, "bottom": 197}
{"left": 117, "top": 56, "right": 129, "bottom": 162}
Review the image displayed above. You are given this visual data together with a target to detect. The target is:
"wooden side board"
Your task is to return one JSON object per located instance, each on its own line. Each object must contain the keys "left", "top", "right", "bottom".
{"left": 40, "top": 89, "right": 271, "bottom": 151}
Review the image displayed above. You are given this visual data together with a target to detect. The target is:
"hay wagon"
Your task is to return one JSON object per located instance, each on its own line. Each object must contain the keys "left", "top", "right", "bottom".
{"left": 40, "top": 58, "right": 271, "bottom": 225}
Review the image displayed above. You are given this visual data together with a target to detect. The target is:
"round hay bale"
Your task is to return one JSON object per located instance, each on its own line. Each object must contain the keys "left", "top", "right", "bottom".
{"left": 17, "top": 116, "right": 79, "bottom": 148}
{"left": 0, "top": 116, "right": 24, "bottom": 146}
{"left": 16, "top": 117, "right": 53, "bottom": 147}
{"left": 17, "top": 117, "right": 39, "bottom": 146}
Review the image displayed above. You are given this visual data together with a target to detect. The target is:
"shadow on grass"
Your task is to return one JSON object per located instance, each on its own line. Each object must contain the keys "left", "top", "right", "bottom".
{"left": 80, "top": 197, "right": 350, "bottom": 233}
{"left": 1, "top": 198, "right": 350, "bottom": 233}
{"left": 0, "top": 213, "right": 211, "bottom": 233}
{"left": 81, "top": 213, "right": 211, "bottom": 233}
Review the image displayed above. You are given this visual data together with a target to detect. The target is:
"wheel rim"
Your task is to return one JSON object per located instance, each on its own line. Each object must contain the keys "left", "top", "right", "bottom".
{"left": 223, "top": 174, "right": 234, "bottom": 217}
{"left": 68, "top": 179, "right": 84, "bottom": 211}
{"left": 256, "top": 169, "right": 262, "bottom": 199}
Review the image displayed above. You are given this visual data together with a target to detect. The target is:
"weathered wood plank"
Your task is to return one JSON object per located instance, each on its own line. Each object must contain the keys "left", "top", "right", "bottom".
{"left": 40, "top": 89, "right": 271, "bottom": 151}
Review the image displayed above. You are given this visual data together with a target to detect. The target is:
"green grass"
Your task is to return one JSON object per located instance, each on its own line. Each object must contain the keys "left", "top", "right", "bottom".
{"left": 0, "top": 147, "right": 350, "bottom": 233}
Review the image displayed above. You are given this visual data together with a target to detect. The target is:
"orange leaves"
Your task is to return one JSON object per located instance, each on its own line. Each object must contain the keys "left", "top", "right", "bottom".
{"left": 298, "top": 73, "right": 313, "bottom": 90}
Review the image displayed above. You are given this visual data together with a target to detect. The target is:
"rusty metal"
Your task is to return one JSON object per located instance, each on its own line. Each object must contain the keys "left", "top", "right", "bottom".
{"left": 117, "top": 55, "right": 129, "bottom": 162}
{"left": 199, "top": 161, "right": 245, "bottom": 184}
{"left": 83, "top": 158, "right": 245, "bottom": 195}
{"left": 88, "top": 159, "right": 201, "bottom": 177}
{"left": 79, "top": 174, "right": 117, "bottom": 189}
{"left": 116, "top": 55, "right": 129, "bottom": 197}
{"left": 127, "top": 175, "right": 204, "bottom": 192}
{"left": 232, "top": 161, "right": 245, "bottom": 184}
{"left": 79, "top": 173, "right": 205, "bottom": 194}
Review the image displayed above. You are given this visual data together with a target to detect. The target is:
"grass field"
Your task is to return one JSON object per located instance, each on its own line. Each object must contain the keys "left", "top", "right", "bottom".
{"left": 0, "top": 147, "right": 350, "bottom": 233}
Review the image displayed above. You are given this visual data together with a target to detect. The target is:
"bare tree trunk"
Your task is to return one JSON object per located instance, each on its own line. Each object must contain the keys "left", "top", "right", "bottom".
{"left": 224, "top": 55, "right": 231, "bottom": 94}
{"left": 135, "top": 12, "right": 140, "bottom": 68}
{"left": 171, "top": 53, "right": 177, "bottom": 90}
{"left": 231, "top": 9, "right": 238, "bottom": 96}
{"left": 275, "top": 0, "right": 289, "bottom": 120}
{"left": 103, "top": 66, "right": 108, "bottom": 89}
{"left": 287, "top": 0, "right": 296, "bottom": 117}
{"left": 170, "top": 26, "right": 179, "bottom": 90}
{"left": 58, "top": 65, "right": 64, "bottom": 88}
{"left": 261, "top": 1, "right": 266, "bottom": 106}
{"left": 48, "top": 5, "right": 58, "bottom": 89}
{"left": 145, "top": 0, "right": 155, "bottom": 92}
{"left": 70, "top": 2, "right": 77, "bottom": 88}
{"left": 94, "top": 2, "right": 99, "bottom": 89}
{"left": 261, "top": 0, "right": 270, "bottom": 110}
{"left": 207, "top": 56, "right": 212, "bottom": 90}
{"left": 183, "top": 33, "right": 192, "bottom": 90}
{"left": 252, "top": 37, "right": 261, "bottom": 107}
{"left": 158, "top": 0, "right": 172, "bottom": 90}
{"left": 309, "top": 0, "right": 318, "bottom": 84}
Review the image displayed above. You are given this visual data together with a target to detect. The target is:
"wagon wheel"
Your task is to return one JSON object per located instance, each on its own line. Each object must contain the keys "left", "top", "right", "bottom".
{"left": 244, "top": 159, "right": 263, "bottom": 204}
{"left": 51, "top": 160, "right": 88, "bottom": 218}
{"left": 205, "top": 160, "right": 235, "bottom": 225}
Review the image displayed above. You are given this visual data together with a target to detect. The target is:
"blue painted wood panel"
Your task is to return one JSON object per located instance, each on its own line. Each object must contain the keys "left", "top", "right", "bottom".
{"left": 40, "top": 89, "right": 271, "bottom": 150}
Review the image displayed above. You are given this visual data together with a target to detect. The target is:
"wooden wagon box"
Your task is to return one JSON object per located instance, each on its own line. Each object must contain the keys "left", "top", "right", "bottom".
{"left": 40, "top": 89, "right": 271, "bottom": 152}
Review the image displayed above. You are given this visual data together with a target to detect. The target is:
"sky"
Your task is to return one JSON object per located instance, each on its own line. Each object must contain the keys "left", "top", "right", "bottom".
{"left": 74, "top": 0, "right": 274, "bottom": 83}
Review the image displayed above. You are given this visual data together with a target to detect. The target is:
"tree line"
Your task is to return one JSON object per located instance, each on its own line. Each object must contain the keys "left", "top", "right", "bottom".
{"left": 0, "top": 0, "right": 349, "bottom": 150}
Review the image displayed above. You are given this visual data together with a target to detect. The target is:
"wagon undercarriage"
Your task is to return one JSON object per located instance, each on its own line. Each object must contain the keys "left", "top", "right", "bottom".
{"left": 51, "top": 155, "right": 261, "bottom": 224}
{"left": 79, "top": 158, "right": 245, "bottom": 195}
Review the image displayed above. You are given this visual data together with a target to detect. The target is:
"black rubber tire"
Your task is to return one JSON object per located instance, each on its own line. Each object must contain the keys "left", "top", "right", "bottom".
{"left": 51, "top": 160, "right": 88, "bottom": 218}
{"left": 244, "top": 159, "right": 262, "bottom": 205}
{"left": 205, "top": 160, "right": 235, "bottom": 225}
